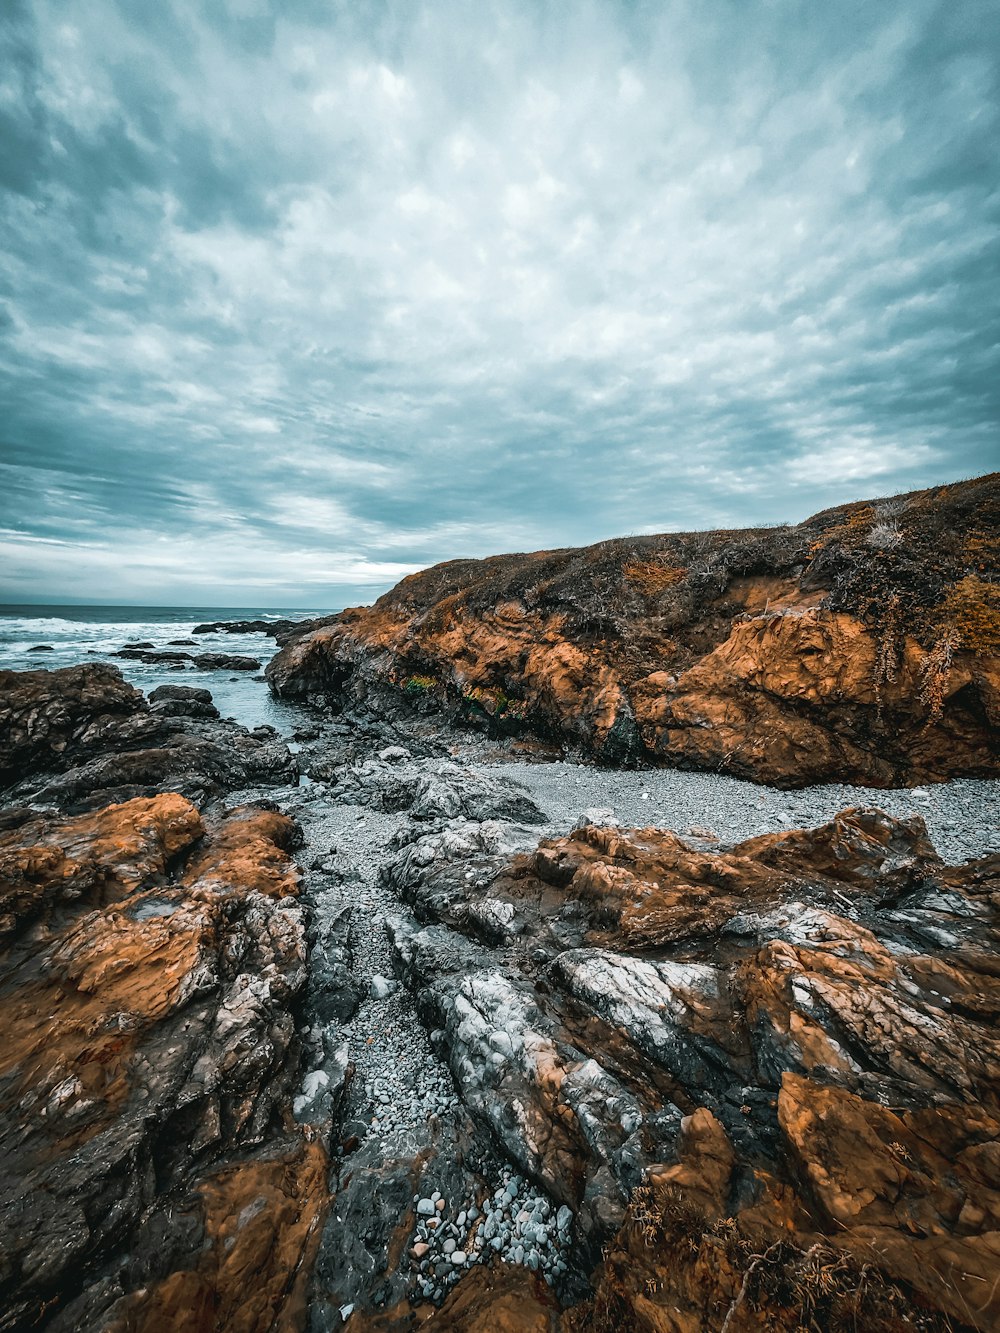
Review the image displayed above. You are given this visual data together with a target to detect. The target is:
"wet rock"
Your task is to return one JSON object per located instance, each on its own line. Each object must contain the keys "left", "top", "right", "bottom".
{"left": 191, "top": 653, "right": 262, "bottom": 672}
{"left": 148, "top": 683, "right": 220, "bottom": 719}
{"left": 0, "top": 664, "right": 296, "bottom": 808}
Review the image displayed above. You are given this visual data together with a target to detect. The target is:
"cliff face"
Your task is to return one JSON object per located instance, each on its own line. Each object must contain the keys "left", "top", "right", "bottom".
{"left": 268, "top": 473, "right": 1000, "bottom": 785}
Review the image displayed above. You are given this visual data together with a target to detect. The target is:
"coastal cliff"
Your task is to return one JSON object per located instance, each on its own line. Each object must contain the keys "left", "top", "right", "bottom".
{"left": 268, "top": 473, "right": 1000, "bottom": 786}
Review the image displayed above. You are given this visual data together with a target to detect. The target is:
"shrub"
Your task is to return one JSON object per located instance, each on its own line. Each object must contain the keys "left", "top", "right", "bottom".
{"left": 933, "top": 576, "right": 1000, "bottom": 655}
{"left": 402, "top": 674, "right": 437, "bottom": 695}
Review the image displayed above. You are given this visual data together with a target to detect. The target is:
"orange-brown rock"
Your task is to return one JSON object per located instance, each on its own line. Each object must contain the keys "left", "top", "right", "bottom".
{"left": 269, "top": 473, "right": 1000, "bottom": 785}
{"left": 0, "top": 794, "right": 326, "bottom": 1333}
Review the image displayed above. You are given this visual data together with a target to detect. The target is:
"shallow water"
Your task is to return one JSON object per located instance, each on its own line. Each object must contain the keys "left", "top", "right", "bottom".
{"left": 0, "top": 603, "right": 331, "bottom": 733}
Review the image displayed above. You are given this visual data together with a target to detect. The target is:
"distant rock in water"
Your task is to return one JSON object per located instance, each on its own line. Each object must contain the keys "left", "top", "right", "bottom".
{"left": 0, "top": 663, "right": 294, "bottom": 806}
{"left": 191, "top": 652, "right": 261, "bottom": 671}
{"left": 26, "top": 644, "right": 54, "bottom": 652}
{"left": 114, "top": 646, "right": 192, "bottom": 663}
{"left": 268, "top": 472, "right": 1000, "bottom": 787}
{"left": 193, "top": 617, "right": 299, "bottom": 636}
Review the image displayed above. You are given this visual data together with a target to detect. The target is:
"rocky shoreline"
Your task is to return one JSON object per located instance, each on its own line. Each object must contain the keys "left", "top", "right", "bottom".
{"left": 268, "top": 474, "right": 1000, "bottom": 787}
{"left": 2, "top": 627, "right": 999, "bottom": 1331}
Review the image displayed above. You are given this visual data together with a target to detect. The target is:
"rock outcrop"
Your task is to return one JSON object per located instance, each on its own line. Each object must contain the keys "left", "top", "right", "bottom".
{"left": 0, "top": 794, "right": 328, "bottom": 1332}
{"left": 0, "top": 664, "right": 295, "bottom": 808}
{"left": 380, "top": 808, "right": 1000, "bottom": 1331}
{"left": 268, "top": 473, "right": 1000, "bottom": 785}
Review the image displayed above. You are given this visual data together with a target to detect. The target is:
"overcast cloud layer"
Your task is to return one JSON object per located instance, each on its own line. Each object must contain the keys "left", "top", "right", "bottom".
{"left": 1, "top": 0, "right": 998, "bottom": 605}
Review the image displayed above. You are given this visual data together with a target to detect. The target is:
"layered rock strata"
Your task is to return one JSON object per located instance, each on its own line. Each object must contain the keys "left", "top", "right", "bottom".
{"left": 268, "top": 473, "right": 1000, "bottom": 785}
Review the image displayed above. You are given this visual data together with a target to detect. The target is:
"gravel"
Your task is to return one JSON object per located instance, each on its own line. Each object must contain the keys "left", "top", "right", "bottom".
{"left": 492, "top": 762, "right": 1000, "bottom": 866}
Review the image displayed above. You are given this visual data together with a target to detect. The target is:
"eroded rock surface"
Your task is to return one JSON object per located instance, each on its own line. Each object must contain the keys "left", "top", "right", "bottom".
{"left": 268, "top": 474, "right": 1000, "bottom": 785}
{"left": 380, "top": 808, "right": 1000, "bottom": 1331}
{"left": 0, "top": 663, "right": 295, "bottom": 808}
{"left": 0, "top": 793, "right": 326, "bottom": 1332}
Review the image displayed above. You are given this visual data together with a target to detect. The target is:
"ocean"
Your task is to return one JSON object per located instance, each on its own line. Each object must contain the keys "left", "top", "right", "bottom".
{"left": 0, "top": 604, "right": 337, "bottom": 733}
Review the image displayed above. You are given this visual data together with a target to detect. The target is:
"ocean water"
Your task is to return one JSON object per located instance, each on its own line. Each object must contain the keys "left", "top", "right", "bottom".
{"left": 0, "top": 604, "right": 336, "bottom": 733}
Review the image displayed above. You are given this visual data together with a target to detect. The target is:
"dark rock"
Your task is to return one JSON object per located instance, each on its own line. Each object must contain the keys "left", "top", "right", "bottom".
{"left": 115, "top": 648, "right": 193, "bottom": 663}
{"left": 191, "top": 653, "right": 262, "bottom": 671}
{"left": 0, "top": 664, "right": 294, "bottom": 807}
{"left": 193, "top": 618, "right": 299, "bottom": 637}
{"left": 26, "top": 644, "right": 54, "bottom": 652}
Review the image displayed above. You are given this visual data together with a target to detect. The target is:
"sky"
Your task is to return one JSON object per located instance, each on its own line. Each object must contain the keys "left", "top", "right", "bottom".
{"left": 1, "top": 0, "right": 998, "bottom": 607}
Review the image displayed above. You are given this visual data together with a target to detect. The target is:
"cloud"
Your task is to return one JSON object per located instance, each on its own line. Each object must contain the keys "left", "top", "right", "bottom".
{"left": 0, "top": 0, "right": 997, "bottom": 603}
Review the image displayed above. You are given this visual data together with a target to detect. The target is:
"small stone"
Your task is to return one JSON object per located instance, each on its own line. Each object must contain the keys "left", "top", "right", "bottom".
{"left": 411, "top": 1242, "right": 430, "bottom": 1259}
{"left": 416, "top": 1198, "right": 435, "bottom": 1216}
{"left": 451, "top": 1250, "right": 467, "bottom": 1266}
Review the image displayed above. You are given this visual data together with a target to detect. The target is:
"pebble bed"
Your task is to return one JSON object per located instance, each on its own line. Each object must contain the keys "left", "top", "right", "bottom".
{"left": 408, "top": 1168, "right": 572, "bottom": 1303}
{"left": 497, "top": 762, "right": 1000, "bottom": 865}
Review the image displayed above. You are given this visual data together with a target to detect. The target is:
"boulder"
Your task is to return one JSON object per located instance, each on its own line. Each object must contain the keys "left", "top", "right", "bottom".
{"left": 0, "top": 664, "right": 294, "bottom": 807}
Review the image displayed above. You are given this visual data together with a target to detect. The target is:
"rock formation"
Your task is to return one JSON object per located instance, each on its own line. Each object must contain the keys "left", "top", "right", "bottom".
{"left": 0, "top": 663, "right": 295, "bottom": 809}
{"left": 268, "top": 473, "right": 1000, "bottom": 785}
{"left": 0, "top": 794, "right": 327, "bottom": 1332}
{"left": 383, "top": 807, "right": 1000, "bottom": 1332}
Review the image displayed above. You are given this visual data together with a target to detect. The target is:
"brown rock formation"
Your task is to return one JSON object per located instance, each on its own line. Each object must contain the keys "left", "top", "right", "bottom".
{"left": 0, "top": 794, "right": 327, "bottom": 1332}
{"left": 383, "top": 808, "right": 1000, "bottom": 1331}
{"left": 268, "top": 472, "right": 1000, "bottom": 785}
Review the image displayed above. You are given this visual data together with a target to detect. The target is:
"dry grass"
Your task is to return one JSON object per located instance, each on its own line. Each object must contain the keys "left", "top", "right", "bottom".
{"left": 568, "top": 1181, "right": 961, "bottom": 1333}
{"left": 623, "top": 560, "right": 688, "bottom": 595}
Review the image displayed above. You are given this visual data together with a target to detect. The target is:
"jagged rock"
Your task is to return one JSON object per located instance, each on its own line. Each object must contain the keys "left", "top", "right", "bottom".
{"left": 0, "top": 664, "right": 295, "bottom": 808}
{"left": 0, "top": 795, "right": 330, "bottom": 1332}
{"left": 268, "top": 474, "right": 1000, "bottom": 786}
{"left": 316, "top": 757, "right": 547, "bottom": 824}
{"left": 385, "top": 808, "right": 1000, "bottom": 1330}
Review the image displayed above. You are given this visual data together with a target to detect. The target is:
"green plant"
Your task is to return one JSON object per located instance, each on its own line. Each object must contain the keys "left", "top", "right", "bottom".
{"left": 402, "top": 673, "right": 437, "bottom": 695}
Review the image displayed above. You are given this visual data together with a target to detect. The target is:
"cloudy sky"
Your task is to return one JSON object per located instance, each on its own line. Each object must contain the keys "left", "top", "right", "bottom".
{"left": 1, "top": 0, "right": 997, "bottom": 606}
